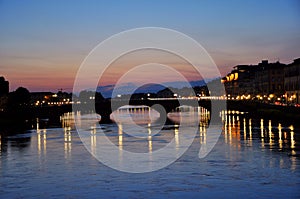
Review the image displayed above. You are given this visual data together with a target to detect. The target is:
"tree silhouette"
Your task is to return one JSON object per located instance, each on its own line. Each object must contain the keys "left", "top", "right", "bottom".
{"left": 8, "top": 87, "right": 31, "bottom": 108}
{"left": 79, "top": 90, "right": 104, "bottom": 103}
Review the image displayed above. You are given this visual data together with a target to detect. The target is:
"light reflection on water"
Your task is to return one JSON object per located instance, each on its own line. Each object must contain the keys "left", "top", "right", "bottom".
{"left": 0, "top": 108, "right": 300, "bottom": 198}
{"left": 222, "top": 111, "right": 299, "bottom": 172}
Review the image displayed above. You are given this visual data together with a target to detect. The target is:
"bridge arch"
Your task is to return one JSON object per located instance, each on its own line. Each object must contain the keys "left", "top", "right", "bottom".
{"left": 95, "top": 99, "right": 211, "bottom": 124}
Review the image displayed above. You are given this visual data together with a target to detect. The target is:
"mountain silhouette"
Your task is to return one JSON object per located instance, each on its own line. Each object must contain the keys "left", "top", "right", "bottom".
{"left": 97, "top": 80, "right": 205, "bottom": 98}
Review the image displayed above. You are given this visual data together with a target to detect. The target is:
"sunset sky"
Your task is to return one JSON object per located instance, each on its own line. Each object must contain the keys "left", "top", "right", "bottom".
{"left": 0, "top": 0, "right": 299, "bottom": 92}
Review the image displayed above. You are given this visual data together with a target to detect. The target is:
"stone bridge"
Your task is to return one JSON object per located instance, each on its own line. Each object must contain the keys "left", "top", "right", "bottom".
{"left": 94, "top": 99, "right": 212, "bottom": 123}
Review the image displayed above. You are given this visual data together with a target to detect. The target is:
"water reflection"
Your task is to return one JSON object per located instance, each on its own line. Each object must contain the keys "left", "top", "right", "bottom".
{"left": 61, "top": 112, "right": 77, "bottom": 130}
{"left": 0, "top": 107, "right": 300, "bottom": 199}
{"left": 64, "top": 128, "right": 72, "bottom": 159}
{"left": 222, "top": 110, "right": 299, "bottom": 170}
{"left": 222, "top": 111, "right": 242, "bottom": 149}
{"left": 3, "top": 108, "right": 298, "bottom": 160}
{"left": 110, "top": 107, "right": 211, "bottom": 153}
{"left": 37, "top": 129, "right": 47, "bottom": 156}
{"left": 167, "top": 105, "right": 210, "bottom": 125}
{"left": 112, "top": 122, "right": 156, "bottom": 155}
{"left": 148, "top": 123, "right": 153, "bottom": 153}
{"left": 222, "top": 111, "right": 298, "bottom": 151}
{"left": 0, "top": 108, "right": 299, "bottom": 171}
{"left": 0, "top": 134, "right": 2, "bottom": 156}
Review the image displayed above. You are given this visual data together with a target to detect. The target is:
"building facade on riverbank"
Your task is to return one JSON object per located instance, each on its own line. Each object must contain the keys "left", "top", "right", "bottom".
{"left": 254, "top": 60, "right": 285, "bottom": 98}
{"left": 221, "top": 65, "right": 256, "bottom": 98}
{"left": 222, "top": 59, "right": 292, "bottom": 102}
{"left": 284, "top": 58, "right": 300, "bottom": 104}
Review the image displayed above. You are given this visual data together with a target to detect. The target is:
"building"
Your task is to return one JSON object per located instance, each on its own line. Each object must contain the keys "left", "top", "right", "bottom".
{"left": 222, "top": 60, "right": 286, "bottom": 101}
{"left": 221, "top": 65, "right": 256, "bottom": 99}
{"left": 254, "top": 60, "right": 285, "bottom": 98}
{"left": 0, "top": 76, "right": 9, "bottom": 96}
{"left": 284, "top": 58, "right": 300, "bottom": 104}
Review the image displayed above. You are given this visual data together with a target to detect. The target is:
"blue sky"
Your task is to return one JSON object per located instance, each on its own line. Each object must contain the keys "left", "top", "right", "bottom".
{"left": 0, "top": 0, "right": 299, "bottom": 91}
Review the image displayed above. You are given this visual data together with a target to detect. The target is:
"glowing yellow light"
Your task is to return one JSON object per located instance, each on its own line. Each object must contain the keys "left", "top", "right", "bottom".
{"left": 291, "top": 131, "right": 295, "bottom": 149}
{"left": 230, "top": 73, "right": 234, "bottom": 81}
{"left": 260, "top": 119, "right": 264, "bottom": 138}
{"left": 118, "top": 124, "right": 123, "bottom": 151}
{"left": 278, "top": 123, "right": 282, "bottom": 140}
{"left": 278, "top": 124, "right": 283, "bottom": 148}
{"left": 234, "top": 73, "right": 238, "bottom": 80}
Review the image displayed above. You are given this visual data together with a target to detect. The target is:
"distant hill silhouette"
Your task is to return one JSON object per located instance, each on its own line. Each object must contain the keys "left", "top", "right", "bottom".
{"left": 97, "top": 80, "right": 206, "bottom": 98}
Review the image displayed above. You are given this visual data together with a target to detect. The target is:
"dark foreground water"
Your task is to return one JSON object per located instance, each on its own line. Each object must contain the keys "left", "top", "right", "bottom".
{"left": 0, "top": 112, "right": 300, "bottom": 199}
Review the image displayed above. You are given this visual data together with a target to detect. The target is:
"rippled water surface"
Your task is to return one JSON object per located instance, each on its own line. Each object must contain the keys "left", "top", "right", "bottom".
{"left": 1, "top": 112, "right": 300, "bottom": 198}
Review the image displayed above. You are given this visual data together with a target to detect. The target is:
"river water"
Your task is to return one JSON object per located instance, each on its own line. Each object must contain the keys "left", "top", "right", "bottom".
{"left": 0, "top": 109, "right": 299, "bottom": 198}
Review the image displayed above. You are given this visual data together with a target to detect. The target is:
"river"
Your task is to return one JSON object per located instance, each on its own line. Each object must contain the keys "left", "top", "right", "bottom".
{"left": 0, "top": 108, "right": 299, "bottom": 198}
